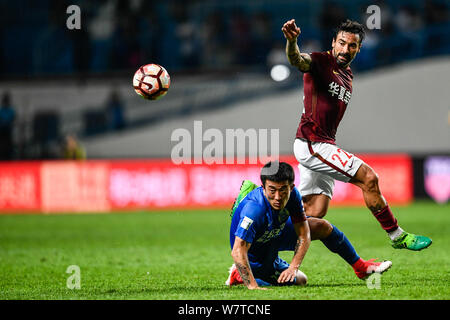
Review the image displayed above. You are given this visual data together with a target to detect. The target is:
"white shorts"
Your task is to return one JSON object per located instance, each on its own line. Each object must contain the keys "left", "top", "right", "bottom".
{"left": 293, "top": 138, "right": 364, "bottom": 199}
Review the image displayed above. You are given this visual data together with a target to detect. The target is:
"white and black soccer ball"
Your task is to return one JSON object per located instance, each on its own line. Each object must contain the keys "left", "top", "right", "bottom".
{"left": 133, "top": 64, "right": 170, "bottom": 100}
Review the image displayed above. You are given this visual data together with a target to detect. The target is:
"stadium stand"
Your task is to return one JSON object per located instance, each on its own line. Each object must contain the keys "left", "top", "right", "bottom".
{"left": 0, "top": 0, "right": 448, "bottom": 159}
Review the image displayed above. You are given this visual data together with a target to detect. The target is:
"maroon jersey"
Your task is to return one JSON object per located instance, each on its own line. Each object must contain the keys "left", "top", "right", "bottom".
{"left": 296, "top": 51, "right": 353, "bottom": 144}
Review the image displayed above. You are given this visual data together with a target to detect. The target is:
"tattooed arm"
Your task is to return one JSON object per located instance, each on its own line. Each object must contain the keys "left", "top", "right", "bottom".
{"left": 281, "top": 19, "right": 312, "bottom": 72}
{"left": 231, "top": 236, "right": 266, "bottom": 290}
{"left": 277, "top": 219, "right": 311, "bottom": 284}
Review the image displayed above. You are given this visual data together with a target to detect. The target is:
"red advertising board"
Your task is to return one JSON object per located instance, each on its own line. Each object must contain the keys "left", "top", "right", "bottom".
{"left": 40, "top": 161, "right": 110, "bottom": 213}
{"left": 108, "top": 159, "right": 264, "bottom": 210}
{"left": 0, "top": 154, "right": 413, "bottom": 213}
{"left": 0, "top": 162, "right": 41, "bottom": 212}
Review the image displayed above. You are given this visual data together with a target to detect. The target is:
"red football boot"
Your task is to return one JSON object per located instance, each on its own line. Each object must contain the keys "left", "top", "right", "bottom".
{"left": 225, "top": 264, "right": 243, "bottom": 286}
{"left": 352, "top": 258, "right": 392, "bottom": 280}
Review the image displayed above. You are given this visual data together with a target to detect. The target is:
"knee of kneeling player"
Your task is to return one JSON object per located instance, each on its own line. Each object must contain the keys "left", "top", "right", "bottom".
{"left": 295, "top": 270, "right": 308, "bottom": 286}
{"left": 304, "top": 204, "right": 327, "bottom": 218}
{"left": 309, "top": 218, "right": 333, "bottom": 240}
{"left": 318, "top": 219, "right": 333, "bottom": 237}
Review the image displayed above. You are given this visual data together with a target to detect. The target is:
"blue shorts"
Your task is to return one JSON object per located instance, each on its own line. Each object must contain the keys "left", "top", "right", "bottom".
{"left": 250, "top": 218, "right": 299, "bottom": 286}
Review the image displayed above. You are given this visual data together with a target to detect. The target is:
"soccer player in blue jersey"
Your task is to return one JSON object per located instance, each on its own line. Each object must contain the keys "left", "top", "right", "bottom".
{"left": 226, "top": 161, "right": 392, "bottom": 289}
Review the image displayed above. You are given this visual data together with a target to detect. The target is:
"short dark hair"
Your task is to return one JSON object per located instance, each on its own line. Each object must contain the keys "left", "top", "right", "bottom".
{"left": 260, "top": 161, "right": 295, "bottom": 186}
{"left": 333, "top": 19, "right": 365, "bottom": 44}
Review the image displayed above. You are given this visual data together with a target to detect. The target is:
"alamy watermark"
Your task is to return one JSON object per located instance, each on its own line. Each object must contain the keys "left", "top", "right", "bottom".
{"left": 366, "top": 273, "right": 381, "bottom": 290}
{"left": 366, "top": 5, "right": 381, "bottom": 30}
{"left": 65, "top": 3, "right": 382, "bottom": 31}
{"left": 171, "top": 121, "right": 280, "bottom": 172}
{"left": 66, "top": 265, "right": 81, "bottom": 289}
{"left": 66, "top": 5, "right": 81, "bottom": 30}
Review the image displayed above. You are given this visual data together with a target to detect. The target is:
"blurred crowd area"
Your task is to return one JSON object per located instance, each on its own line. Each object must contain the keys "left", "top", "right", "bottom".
{"left": 1, "top": 0, "right": 449, "bottom": 78}
{"left": 0, "top": 0, "right": 449, "bottom": 161}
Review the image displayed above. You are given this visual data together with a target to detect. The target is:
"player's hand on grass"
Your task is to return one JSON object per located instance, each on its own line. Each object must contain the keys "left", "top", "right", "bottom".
{"left": 248, "top": 285, "right": 268, "bottom": 290}
{"left": 282, "top": 19, "right": 301, "bottom": 42}
{"left": 277, "top": 267, "right": 298, "bottom": 284}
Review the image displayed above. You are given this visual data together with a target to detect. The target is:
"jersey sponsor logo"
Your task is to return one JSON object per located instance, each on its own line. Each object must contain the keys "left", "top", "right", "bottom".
{"left": 240, "top": 216, "right": 254, "bottom": 230}
{"left": 328, "top": 81, "right": 352, "bottom": 104}
{"left": 255, "top": 225, "right": 285, "bottom": 244}
{"left": 255, "top": 216, "right": 289, "bottom": 244}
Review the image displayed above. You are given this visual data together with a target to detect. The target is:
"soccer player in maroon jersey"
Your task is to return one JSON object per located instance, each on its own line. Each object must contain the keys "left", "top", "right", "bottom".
{"left": 281, "top": 19, "right": 432, "bottom": 251}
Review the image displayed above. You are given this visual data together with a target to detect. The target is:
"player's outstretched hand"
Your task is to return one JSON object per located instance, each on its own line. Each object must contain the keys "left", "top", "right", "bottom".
{"left": 282, "top": 19, "right": 301, "bottom": 42}
{"left": 251, "top": 286, "right": 268, "bottom": 290}
{"left": 248, "top": 284, "right": 269, "bottom": 290}
{"left": 277, "top": 267, "right": 297, "bottom": 284}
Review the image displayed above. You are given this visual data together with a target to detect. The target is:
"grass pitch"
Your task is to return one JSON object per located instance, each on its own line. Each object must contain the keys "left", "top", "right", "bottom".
{"left": 0, "top": 201, "right": 449, "bottom": 300}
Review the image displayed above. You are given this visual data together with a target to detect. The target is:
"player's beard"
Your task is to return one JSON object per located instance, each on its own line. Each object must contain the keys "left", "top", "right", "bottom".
{"left": 335, "top": 53, "right": 352, "bottom": 67}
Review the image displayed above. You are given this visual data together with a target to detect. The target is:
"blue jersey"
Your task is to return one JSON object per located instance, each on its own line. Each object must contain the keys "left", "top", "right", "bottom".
{"left": 229, "top": 187, "right": 306, "bottom": 269}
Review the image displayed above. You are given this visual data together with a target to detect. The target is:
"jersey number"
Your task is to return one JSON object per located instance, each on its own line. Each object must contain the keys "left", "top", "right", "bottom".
{"left": 331, "top": 148, "right": 353, "bottom": 168}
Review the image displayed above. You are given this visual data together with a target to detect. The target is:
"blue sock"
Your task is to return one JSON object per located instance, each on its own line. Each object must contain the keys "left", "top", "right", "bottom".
{"left": 321, "top": 224, "right": 360, "bottom": 265}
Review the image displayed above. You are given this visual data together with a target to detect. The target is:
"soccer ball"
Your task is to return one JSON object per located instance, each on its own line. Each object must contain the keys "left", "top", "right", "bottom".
{"left": 133, "top": 64, "right": 170, "bottom": 100}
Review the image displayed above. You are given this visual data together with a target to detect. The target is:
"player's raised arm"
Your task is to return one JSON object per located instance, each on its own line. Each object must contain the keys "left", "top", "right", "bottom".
{"left": 231, "top": 236, "right": 267, "bottom": 290}
{"left": 277, "top": 218, "right": 311, "bottom": 284}
{"left": 281, "top": 19, "right": 312, "bottom": 72}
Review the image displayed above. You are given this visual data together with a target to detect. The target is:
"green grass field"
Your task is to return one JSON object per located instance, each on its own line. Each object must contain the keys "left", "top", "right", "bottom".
{"left": 0, "top": 201, "right": 449, "bottom": 300}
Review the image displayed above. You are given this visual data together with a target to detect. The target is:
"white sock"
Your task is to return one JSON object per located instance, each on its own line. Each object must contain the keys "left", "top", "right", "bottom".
{"left": 388, "top": 227, "right": 405, "bottom": 241}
